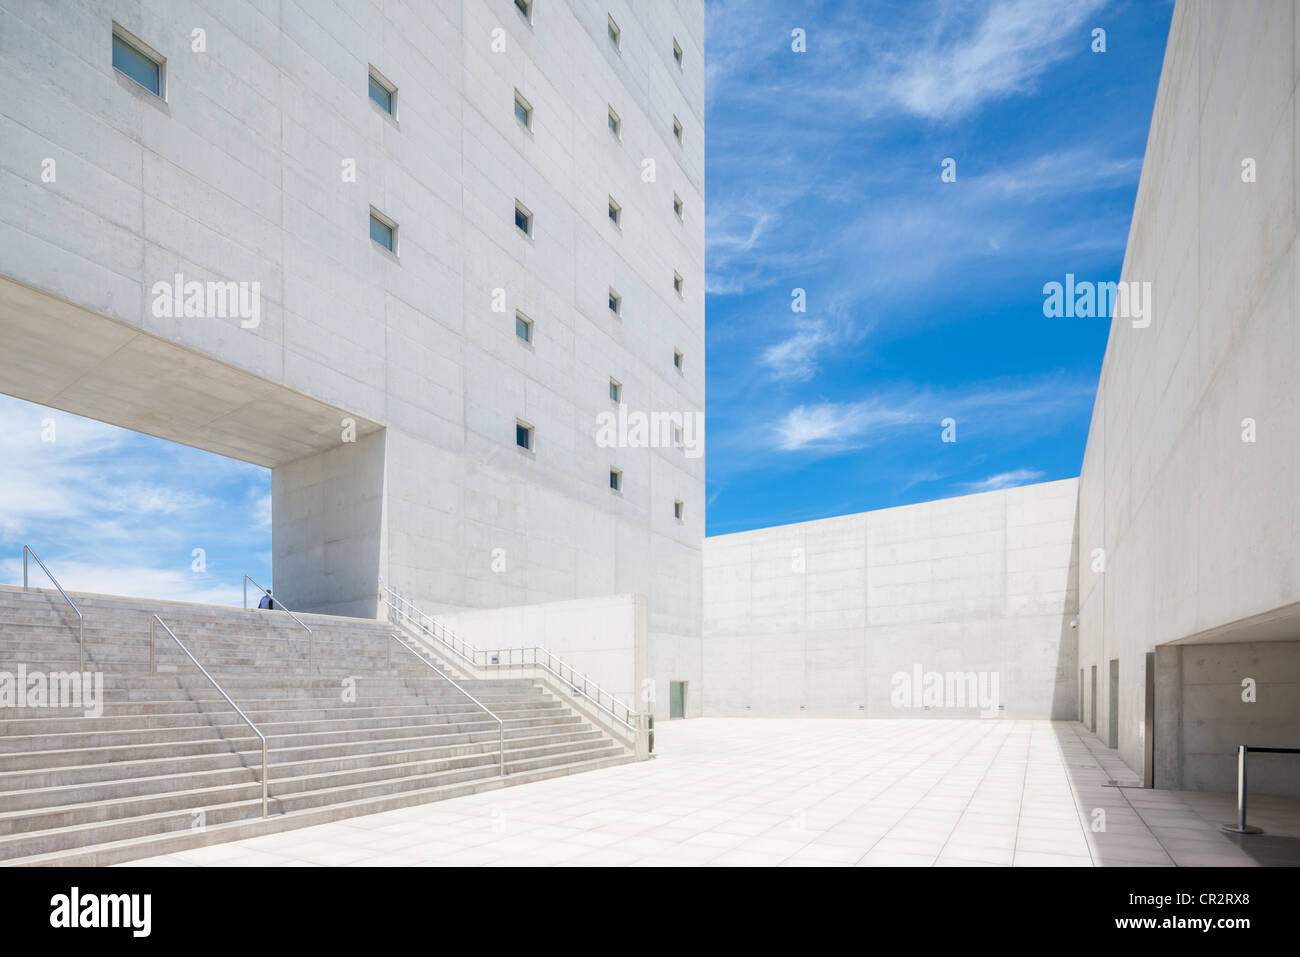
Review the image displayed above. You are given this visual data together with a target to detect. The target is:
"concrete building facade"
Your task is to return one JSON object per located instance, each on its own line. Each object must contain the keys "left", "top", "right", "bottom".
{"left": 1077, "top": 0, "right": 1300, "bottom": 796}
{"left": 0, "top": 0, "right": 704, "bottom": 718}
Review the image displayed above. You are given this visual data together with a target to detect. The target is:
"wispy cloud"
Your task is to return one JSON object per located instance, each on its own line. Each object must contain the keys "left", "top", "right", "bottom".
{"left": 959, "top": 468, "right": 1046, "bottom": 492}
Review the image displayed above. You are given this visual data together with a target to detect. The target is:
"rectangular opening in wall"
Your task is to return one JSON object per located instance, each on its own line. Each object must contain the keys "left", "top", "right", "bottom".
{"left": 514, "top": 0, "right": 532, "bottom": 24}
{"left": 672, "top": 115, "right": 683, "bottom": 144}
{"left": 609, "top": 377, "right": 621, "bottom": 402}
{"left": 514, "top": 200, "right": 533, "bottom": 236}
{"left": 607, "top": 14, "right": 621, "bottom": 49}
{"left": 673, "top": 348, "right": 683, "bottom": 372}
{"left": 670, "top": 680, "right": 686, "bottom": 719}
{"left": 368, "top": 66, "right": 395, "bottom": 115}
{"left": 673, "top": 37, "right": 683, "bottom": 67}
{"left": 608, "top": 196, "right": 621, "bottom": 226}
{"left": 513, "top": 89, "right": 532, "bottom": 128}
{"left": 673, "top": 271, "right": 684, "bottom": 296}
{"left": 608, "top": 287, "right": 621, "bottom": 316}
{"left": 607, "top": 105, "right": 621, "bottom": 138}
{"left": 369, "top": 208, "right": 396, "bottom": 252}
{"left": 674, "top": 498, "right": 684, "bottom": 521}
{"left": 112, "top": 25, "right": 163, "bottom": 97}
{"left": 609, "top": 467, "right": 622, "bottom": 492}
{"left": 515, "top": 310, "right": 533, "bottom": 343}
{"left": 1108, "top": 659, "right": 1119, "bottom": 749}
{"left": 516, "top": 420, "right": 534, "bottom": 451}
{"left": 673, "top": 193, "right": 683, "bottom": 219}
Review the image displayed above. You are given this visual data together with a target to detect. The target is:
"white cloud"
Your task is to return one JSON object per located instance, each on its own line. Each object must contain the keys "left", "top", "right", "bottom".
{"left": 959, "top": 469, "right": 1046, "bottom": 492}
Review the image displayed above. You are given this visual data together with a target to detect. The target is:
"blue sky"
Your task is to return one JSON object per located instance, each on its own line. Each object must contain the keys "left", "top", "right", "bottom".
{"left": 704, "top": 0, "right": 1171, "bottom": 533}
{"left": 0, "top": 0, "right": 1172, "bottom": 600}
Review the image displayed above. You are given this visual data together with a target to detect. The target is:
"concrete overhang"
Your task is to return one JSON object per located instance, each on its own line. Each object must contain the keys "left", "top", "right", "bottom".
{"left": 0, "top": 276, "right": 382, "bottom": 468}
{"left": 1164, "top": 601, "right": 1300, "bottom": 646}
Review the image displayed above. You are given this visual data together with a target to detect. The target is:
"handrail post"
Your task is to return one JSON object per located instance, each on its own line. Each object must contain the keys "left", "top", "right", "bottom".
{"left": 79, "top": 616, "right": 84, "bottom": 673}
{"left": 262, "top": 738, "right": 269, "bottom": 818}
{"left": 1222, "top": 744, "right": 1264, "bottom": 834}
{"left": 22, "top": 547, "right": 27, "bottom": 590}
{"left": 149, "top": 617, "right": 155, "bottom": 673}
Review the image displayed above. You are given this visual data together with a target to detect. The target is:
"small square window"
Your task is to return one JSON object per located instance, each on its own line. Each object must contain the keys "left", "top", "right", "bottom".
{"left": 673, "top": 194, "right": 684, "bottom": 219}
{"left": 608, "top": 288, "right": 622, "bottom": 316}
{"left": 609, "top": 467, "right": 623, "bottom": 492}
{"left": 609, "top": 378, "right": 621, "bottom": 402}
{"left": 674, "top": 499, "right": 684, "bottom": 521}
{"left": 608, "top": 196, "right": 621, "bottom": 227}
{"left": 514, "top": 0, "right": 533, "bottom": 23}
{"left": 368, "top": 67, "right": 395, "bottom": 115}
{"left": 672, "top": 116, "right": 683, "bottom": 144}
{"left": 112, "top": 27, "right": 163, "bottom": 97}
{"left": 673, "top": 38, "right": 683, "bottom": 67}
{"left": 673, "top": 271, "right": 684, "bottom": 296}
{"left": 369, "top": 208, "right": 396, "bottom": 252}
{"left": 673, "top": 348, "right": 684, "bottom": 372}
{"left": 607, "top": 15, "right": 621, "bottom": 49}
{"left": 607, "top": 106, "right": 621, "bottom": 138}
{"left": 515, "top": 200, "right": 533, "bottom": 236}
{"left": 514, "top": 90, "right": 532, "bottom": 129}
{"left": 515, "top": 310, "right": 533, "bottom": 343}
{"left": 516, "top": 420, "right": 535, "bottom": 451}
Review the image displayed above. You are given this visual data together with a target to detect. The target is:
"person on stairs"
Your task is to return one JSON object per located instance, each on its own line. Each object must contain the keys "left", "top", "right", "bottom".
{"left": 257, "top": 589, "right": 275, "bottom": 610}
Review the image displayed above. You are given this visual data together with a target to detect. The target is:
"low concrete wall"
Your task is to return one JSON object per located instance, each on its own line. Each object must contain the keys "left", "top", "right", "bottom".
{"left": 435, "top": 593, "right": 646, "bottom": 710}
{"left": 703, "top": 479, "right": 1080, "bottom": 719}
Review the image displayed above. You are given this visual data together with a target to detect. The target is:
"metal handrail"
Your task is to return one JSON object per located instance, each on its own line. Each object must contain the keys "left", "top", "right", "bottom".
{"left": 1221, "top": 744, "right": 1300, "bottom": 835}
{"left": 22, "top": 546, "right": 85, "bottom": 671}
{"left": 379, "top": 586, "right": 646, "bottom": 740}
{"left": 243, "top": 574, "right": 314, "bottom": 668}
{"left": 150, "top": 614, "right": 269, "bottom": 818}
{"left": 387, "top": 632, "right": 505, "bottom": 776}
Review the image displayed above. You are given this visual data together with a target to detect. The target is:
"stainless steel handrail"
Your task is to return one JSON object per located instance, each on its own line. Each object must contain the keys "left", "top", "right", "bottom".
{"left": 387, "top": 632, "right": 505, "bottom": 776}
{"left": 1221, "top": 744, "right": 1300, "bottom": 835}
{"left": 243, "top": 574, "right": 314, "bottom": 668}
{"left": 22, "top": 546, "right": 85, "bottom": 671}
{"left": 150, "top": 614, "right": 269, "bottom": 817}
{"left": 380, "top": 586, "right": 647, "bottom": 742}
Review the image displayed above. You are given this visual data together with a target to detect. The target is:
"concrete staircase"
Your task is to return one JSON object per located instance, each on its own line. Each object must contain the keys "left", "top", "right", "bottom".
{"left": 0, "top": 584, "right": 633, "bottom": 865}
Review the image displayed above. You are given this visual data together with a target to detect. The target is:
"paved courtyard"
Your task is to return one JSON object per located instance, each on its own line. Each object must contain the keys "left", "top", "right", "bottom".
{"left": 123, "top": 719, "right": 1300, "bottom": 867}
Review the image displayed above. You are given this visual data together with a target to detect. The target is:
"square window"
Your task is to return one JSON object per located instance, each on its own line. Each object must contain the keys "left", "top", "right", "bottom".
{"left": 673, "top": 271, "right": 684, "bottom": 296}
{"left": 609, "top": 467, "right": 622, "bottom": 492}
{"left": 368, "top": 67, "right": 395, "bottom": 115}
{"left": 609, "top": 378, "right": 621, "bottom": 402}
{"left": 514, "top": 0, "right": 533, "bottom": 23}
{"left": 673, "top": 194, "right": 684, "bottom": 219}
{"left": 673, "top": 348, "right": 684, "bottom": 372}
{"left": 608, "top": 196, "right": 621, "bottom": 227}
{"left": 673, "top": 38, "right": 683, "bottom": 67}
{"left": 607, "top": 105, "right": 622, "bottom": 138}
{"left": 673, "top": 116, "right": 683, "bottom": 144}
{"left": 515, "top": 310, "right": 533, "bottom": 343}
{"left": 369, "top": 209, "right": 396, "bottom": 252}
{"left": 674, "top": 499, "right": 684, "bottom": 521}
{"left": 607, "top": 14, "right": 621, "bottom": 48}
{"left": 516, "top": 421, "right": 534, "bottom": 451}
{"left": 514, "top": 89, "right": 532, "bottom": 128}
{"left": 515, "top": 200, "right": 533, "bottom": 236}
{"left": 112, "top": 27, "right": 163, "bottom": 97}
{"left": 609, "top": 288, "right": 622, "bottom": 316}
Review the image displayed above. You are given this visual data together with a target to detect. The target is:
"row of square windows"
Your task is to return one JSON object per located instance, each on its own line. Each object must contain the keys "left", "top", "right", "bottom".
{"left": 514, "top": 309, "right": 685, "bottom": 377}
{"left": 513, "top": 421, "right": 687, "bottom": 519}
{"left": 512, "top": 0, "right": 687, "bottom": 71}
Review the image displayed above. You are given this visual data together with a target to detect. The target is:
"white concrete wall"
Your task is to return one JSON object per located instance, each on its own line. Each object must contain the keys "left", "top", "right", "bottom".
{"left": 703, "top": 479, "right": 1080, "bottom": 719}
{"left": 436, "top": 592, "right": 645, "bottom": 707}
{"left": 0, "top": 0, "right": 704, "bottom": 706}
{"left": 1077, "top": 0, "right": 1300, "bottom": 790}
